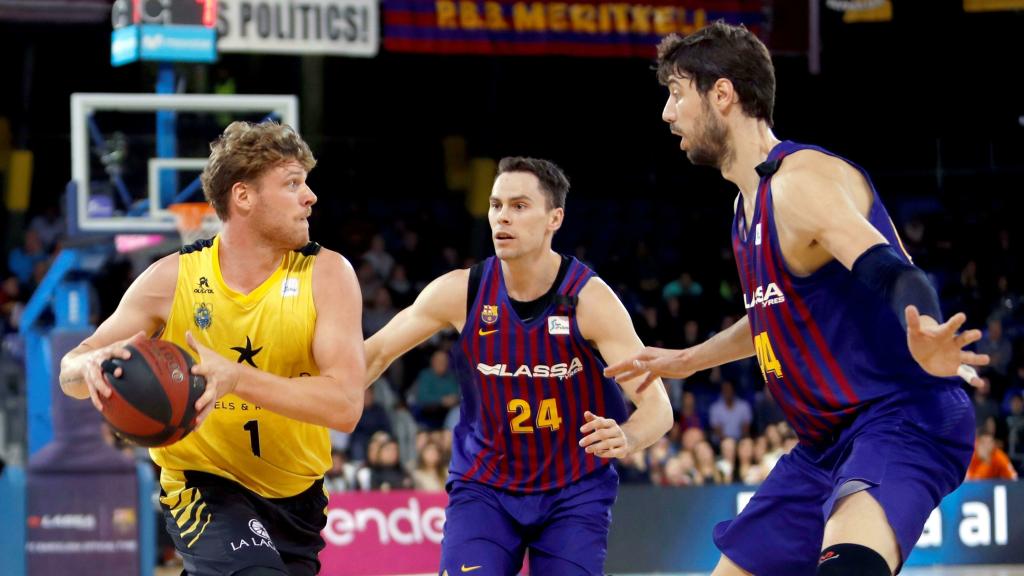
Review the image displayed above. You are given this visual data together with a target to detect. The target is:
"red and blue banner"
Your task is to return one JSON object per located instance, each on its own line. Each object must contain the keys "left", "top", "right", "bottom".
{"left": 382, "top": 0, "right": 765, "bottom": 57}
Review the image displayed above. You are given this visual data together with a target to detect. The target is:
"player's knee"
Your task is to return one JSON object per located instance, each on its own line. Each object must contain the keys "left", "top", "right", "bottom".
{"left": 816, "top": 543, "right": 891, "bottom": 576}
{"left": 232, "top": 566, "right": 289, "bottom": 576}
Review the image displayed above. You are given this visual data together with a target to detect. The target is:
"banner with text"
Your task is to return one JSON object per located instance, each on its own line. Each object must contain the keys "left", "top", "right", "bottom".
{"left": 217, "top": 0, "right": 379, "bottom": 56}
{"left": 382, "top": 0, "right": 765, "bottom": 57}
{"left": 607, "top": 481, "right": 1024, "bottom": 573}
{"left": 320, "top": 491, "right": 448, "bottom": 576}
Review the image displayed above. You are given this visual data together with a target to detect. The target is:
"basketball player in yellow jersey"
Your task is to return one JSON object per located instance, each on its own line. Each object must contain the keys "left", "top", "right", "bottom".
{"left": 58, "top": 121, "right": 365, "bottom": 576}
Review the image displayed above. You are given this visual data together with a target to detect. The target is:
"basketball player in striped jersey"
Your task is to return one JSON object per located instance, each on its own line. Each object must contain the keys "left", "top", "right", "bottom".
{"left": 58, "top": 121, "right": 365, "bottom": 576}
{"left": 364, "top": 157, "right": 673, "bottom": 575}
{"left": 608, "top": 22, "right": 991, "bottom": 576}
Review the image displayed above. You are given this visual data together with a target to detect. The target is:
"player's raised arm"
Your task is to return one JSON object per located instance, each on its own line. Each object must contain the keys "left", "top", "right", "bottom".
{"left": 576, "top": 278, "right": 673, "bottom": 459}
{"left": 772, "top": 151, "right": 989, "bottom": 383}
{"left": 58, "top": 253, "right": 177, "bottom": 409}
{"left": 364, "top": 268, "right": 468, "bottom": 387}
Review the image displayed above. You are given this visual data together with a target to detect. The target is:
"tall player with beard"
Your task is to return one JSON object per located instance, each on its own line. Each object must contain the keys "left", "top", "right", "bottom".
{"left": 364, "top": 157, "right": 673, "bottom": 576}
{"left": 59, "top": 122, "right": 365, "bottom": 576}
{"left": 607, "top": 22, "right": 990, "bottom": 576}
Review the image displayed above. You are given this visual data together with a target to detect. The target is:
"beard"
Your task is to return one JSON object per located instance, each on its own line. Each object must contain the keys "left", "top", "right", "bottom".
{"left": 686, "top": 100, "right": 731, "bottom": 169}
{"left": 254, "top": 204, "right": 309, "bottom": 250}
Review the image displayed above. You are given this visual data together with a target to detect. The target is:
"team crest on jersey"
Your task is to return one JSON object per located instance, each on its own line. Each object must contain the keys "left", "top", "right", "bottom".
{"left": 547, "top": 316, "right": 569, "bottom": 335}
{"left": 481, "top": 304, "right": 499, "bottom": 324}
{"left": 193, "top": 302, "right": 212, "bottom": 329}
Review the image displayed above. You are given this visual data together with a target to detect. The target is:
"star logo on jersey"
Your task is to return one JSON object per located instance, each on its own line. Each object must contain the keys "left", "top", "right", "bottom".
{"left": 481, "top": 304, "right": 498, "bottom": 324}
{"left": 193, "top": 302, "right": 212, "bottom": 330}
{"left": 231, "top": 336, "right": 263, "bottom": 368}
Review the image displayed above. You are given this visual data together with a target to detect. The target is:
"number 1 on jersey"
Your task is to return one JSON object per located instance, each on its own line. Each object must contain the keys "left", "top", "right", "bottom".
{"left": 754, "top": 332, "right": 784, "bottom": 381}
{"left": 243, "top": 420, "right": 261, "bottom": 457}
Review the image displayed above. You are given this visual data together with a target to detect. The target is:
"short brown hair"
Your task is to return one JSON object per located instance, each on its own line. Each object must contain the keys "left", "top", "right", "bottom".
{"left": 656, "top": 21, "right": 775, "bottom": 126}
{"left": 496, "top": 156, "right": 570, "bottom": 210}
{"left": 201, "top": 121, "right": 316, "bottom": 220}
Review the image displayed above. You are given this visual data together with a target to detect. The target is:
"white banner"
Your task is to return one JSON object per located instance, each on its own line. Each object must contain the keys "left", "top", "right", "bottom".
{"left": 217, "top": 0, "right": 378, "bottom": 57}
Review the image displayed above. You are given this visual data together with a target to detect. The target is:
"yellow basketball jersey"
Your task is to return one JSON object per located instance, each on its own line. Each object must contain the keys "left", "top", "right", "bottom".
{"left": 151, "top": 235, "right": 330, "bottom": 498}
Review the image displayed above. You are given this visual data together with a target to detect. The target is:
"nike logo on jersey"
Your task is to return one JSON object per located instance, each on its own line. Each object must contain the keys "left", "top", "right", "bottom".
{"left": 461, "top": 565, "right": 482, "bottom": 573}
{"left": 478, "top": 328, "right": 499, "bottom": 336}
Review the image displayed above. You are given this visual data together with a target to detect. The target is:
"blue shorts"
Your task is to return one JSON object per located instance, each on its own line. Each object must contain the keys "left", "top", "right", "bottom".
{"left": 440, "top": 465, "right": 618, "bottom": 576}
{"left": 714, "top": 385, "right": 975, "bottom": 575}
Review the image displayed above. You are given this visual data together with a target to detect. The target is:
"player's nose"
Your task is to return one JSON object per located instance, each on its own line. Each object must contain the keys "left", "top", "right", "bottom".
{"left": 662, "top": 97, "right": 676, "bottom": 123}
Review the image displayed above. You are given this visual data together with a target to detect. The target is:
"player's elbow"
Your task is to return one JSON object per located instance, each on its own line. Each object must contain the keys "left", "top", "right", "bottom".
{"left": 655, "top": 398, "right": 674, "bottom": 436}
{"left": 328, "top": 382, "right": 365, "bottom": 433}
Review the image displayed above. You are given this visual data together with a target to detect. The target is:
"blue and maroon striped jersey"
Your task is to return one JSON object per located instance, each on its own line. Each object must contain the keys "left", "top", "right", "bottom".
{"left": 732, "top": 141, "right": 958, "bottom": 446}
{"left": 448, "top": 256, "right": 629, "bottom": 492}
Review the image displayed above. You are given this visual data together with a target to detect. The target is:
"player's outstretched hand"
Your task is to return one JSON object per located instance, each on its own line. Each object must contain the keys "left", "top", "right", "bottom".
{"left": 905, "top": 306, "right": 990, "bottom": 387}
{"left": 603, "top": 346, "right": 696, "bottom": 393}
{"left": 579, "top": 411, "right": 629, "bottom": 460}
{"left": 186, "top": 331, "right": 240, "bottom": 426}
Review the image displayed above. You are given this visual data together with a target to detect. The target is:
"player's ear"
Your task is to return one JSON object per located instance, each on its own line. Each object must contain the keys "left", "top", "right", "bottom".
{"left": 548, "top": 207, "right": 564, "bottom": 232}
{"left": 232, "top": 181, "right": 252, "bottom": 215}
{"left": 710, "top": 78, "right": 736, "bottom": 112}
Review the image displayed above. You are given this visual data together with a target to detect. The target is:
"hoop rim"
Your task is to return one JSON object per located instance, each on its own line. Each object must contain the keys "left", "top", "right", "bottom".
{"left": 167, "top": 202, "right": 216, "bottom": 233}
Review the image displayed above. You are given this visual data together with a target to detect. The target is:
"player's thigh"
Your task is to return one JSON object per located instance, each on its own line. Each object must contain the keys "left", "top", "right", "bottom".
{"left": 161, "top": 482, "right": 288, "bottom": 576}
{"left": 527, "top": 510, "right": 611, "bottom": 576}
{"left": 712, "top": 449, "right": 831, "bottom": 576}
{"left": 823, "top": 490, "right": 899, "bottom": 573}
{"left": 263, "top": 482, "right": 329, "bottom": 576}
{"left": 439, "top": 482, "right": 524, "bottom": 576}
{"left": 528, "top": 475, "right": 616, "bottom": 575}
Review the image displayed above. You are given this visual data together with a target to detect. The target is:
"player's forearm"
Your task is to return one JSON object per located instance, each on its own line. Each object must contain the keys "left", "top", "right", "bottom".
{"left": 234, "top": 366, "right": 364, "bottom": 431}
{"left": 620, "top": 391, "right": 674, "bottom": 454}
{"left": 58, "top": 346, "right": 93, "bottom": 399}
{"left": 363, "top": 339, "right": 392, "bottom": 389}
{"left": 689, "top": 315, "right": 755, "bottom": 371}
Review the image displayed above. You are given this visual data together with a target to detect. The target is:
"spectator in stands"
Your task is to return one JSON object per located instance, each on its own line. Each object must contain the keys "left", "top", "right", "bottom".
{"left": 363, "top": 286, "right": 398, "bottom": 337}
{"left": 410, "top": 349, "right": 459, "bottom": 430}
{"left": 363, "top": 234, "right": 395, "bottom": 281}
{"left": 7, "top": 229, "right": 48, "bottom": 287}
{"left": 709, "top": 380, "right": 752, "bottom": 442}
{"left": 325, "top": 450, "right": 357, "bottom": 493}
{"left": 977, "top": 316, "right": 1013, "bottom": 376}
{"left": 694, "top": 441, "right": 722, "bottom": 484}
{"left": 368, "top": 439, "right": 413, "bottom": 491}
{"left": 679, "top": 390, "right": 702, "bottom": 433}
{"left": 717, "top": 437, "right": 737, "bottom": 483}
{"left": 973, "top": 377, "right": 1001, "bottom": 437}
{"left": 966, "top": 430, "right": 1018, "bottom": 481}
{"left": 349, "top": 388, "right": 392, "bottom": 462}
{"left": 736, "top": 437, "right": 761, "bottom": 485}
{"left": 411, "top": 441, "right": 447, "bottom": 491}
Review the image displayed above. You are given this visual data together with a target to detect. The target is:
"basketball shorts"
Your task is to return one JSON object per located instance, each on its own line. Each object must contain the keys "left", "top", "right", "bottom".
{"left": 160, "top": 470, "right": 328, "bottom": 576}
{"left": 440, "top": 465, "right": 618, "bottom": 576}
{"left": 713, "top": 385, "right": 975, "bottom": 575}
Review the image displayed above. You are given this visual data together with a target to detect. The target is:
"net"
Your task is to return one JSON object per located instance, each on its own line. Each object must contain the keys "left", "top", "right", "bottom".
{"left": 168, "top": 202, "right": 221, "bottom": 245}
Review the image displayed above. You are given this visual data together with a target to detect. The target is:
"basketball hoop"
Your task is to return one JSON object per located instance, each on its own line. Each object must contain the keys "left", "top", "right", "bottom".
{"left": 168, "top": 202, "right": 221, "bottom": 245}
